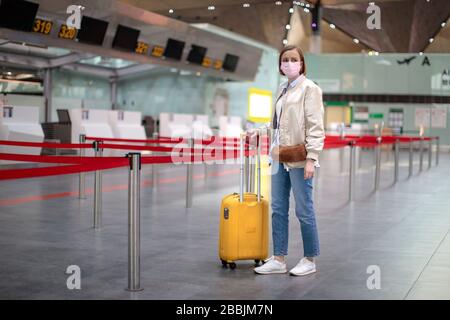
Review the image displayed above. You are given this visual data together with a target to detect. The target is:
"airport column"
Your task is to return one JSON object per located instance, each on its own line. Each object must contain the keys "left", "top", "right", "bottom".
{"left": 310, "top": 1, "right": 322, "bottom": 53}
{"left": 110, "top": 77, "right": 118, "bottom": 110}
{"left": 127, "top": 153, "right": 143, "bottom": 291}
{"left": 93, "top": 141, "right": 103, "bottom": 229}
{"left": 43, "top": 68, "right": 52, "bottom": 122}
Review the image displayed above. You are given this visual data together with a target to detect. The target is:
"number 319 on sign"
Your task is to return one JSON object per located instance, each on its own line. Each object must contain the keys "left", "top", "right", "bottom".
{"left": 33, "top": 19, "right": 53, "bottom": 35}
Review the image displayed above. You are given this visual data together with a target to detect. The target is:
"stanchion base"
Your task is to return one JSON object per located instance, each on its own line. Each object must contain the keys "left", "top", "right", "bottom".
{"left": 125, "top": 287, "right": 144, "bottom": 292}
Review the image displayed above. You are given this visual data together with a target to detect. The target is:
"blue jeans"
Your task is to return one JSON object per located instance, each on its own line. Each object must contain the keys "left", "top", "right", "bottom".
{"left": 271, "top": 161, "right": 320, "bottom": 257}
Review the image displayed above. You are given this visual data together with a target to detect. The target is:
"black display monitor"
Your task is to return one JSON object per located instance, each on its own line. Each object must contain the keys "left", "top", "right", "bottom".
{"left": 187, "top": 45, "right": 207, "bottom": 65}
{"left": 223, "top": 54, "right": 239, "bottom": 72}
{"left": 112, "top": 24, "right": 140, "bottom": 52}
{"left": 0, "top": 0, "right": 39, "bottom": 32}
{"left": 56, "top": 109, "right": 71, "bottom": 123}
{"left": 163, "top": 38, "right": 185, "bottom": 60}
{"left": 76, "top": 16, "right": 109, "bottom": 46}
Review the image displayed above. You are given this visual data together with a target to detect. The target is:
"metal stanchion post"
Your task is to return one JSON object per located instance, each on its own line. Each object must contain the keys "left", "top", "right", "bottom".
{"left": 349, "top": 142, "right": 356, "bottom": 202}
{"left": 428, "top": 138, "right": 432, "bottom": 170}
{"left": 419, "top": 137, "right": 424, "bottom": 173}
{"left": 408, "top": 139, "right": 413, "bottom": 178}
{"left": 127, "top": 153, "right": 143, "bottom": 292}
{"left": 436, "top": 137, "right": 440, "bottom": 166}
{"left": 185, "top": 138, "right": 194, "bottom": 208}
{"left": 338, "top": 124, "right": 345, "bottom": 173}
{"left": 204, "top": 160, "right": 208, "bottom": 181}
{"left": 93, "top": 141, "right": 103, "bottom": 229}
{"left": 79, "top": 134, "right": 86, "bottom": 199}
{"left": 394, "top": 139, "right": 399, "bottom": 184}
{"left": 152, "top": 132, "right": 158, "bottom": 188}
{"left": 374, "top": 137, "right": 382, "bottom": 191}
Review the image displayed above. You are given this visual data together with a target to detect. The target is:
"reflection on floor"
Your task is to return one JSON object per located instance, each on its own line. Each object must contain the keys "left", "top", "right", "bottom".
{"left": 0, "top": 148, "right": 449, "bottom": 299}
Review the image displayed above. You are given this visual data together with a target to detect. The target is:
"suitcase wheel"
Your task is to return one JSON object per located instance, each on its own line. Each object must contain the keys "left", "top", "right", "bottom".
{"left": 220, "top": 259, "right": 237, "bottom": 269}
{"left": 254, "top": 259, "right": 261, "bottom": 266}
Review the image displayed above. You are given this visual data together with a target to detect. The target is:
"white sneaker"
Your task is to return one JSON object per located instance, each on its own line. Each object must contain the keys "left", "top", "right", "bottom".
{"left": 254, "top": 256, "right": 287, "bottom": 275}
{"left": 289, "top": 257, "right": 317, "bottom": 276}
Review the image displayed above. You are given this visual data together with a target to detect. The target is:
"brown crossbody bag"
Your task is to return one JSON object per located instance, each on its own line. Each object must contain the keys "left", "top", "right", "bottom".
{"left": 272, "top": 88, "right": 307, "bottom": 163}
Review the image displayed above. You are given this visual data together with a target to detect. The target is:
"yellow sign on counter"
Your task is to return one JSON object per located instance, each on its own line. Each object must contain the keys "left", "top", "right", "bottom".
{"left": 248, "top": 88, "right": 273, "bottom": 123}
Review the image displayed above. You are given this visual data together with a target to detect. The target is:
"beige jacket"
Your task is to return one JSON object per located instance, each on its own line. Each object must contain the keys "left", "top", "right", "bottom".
{"left": 271, "top": 76, "right": 325, "bottom": 168}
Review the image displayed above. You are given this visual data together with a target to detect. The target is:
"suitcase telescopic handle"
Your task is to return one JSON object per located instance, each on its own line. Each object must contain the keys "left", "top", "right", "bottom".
{"left": 239, "top": 130, "right": 263, "bottom": 203}
{"left": 239, "top": 132, "right": 246, "bottom": 203}
{"left": 256, "top": 130, "right": 261, "bottom": 202}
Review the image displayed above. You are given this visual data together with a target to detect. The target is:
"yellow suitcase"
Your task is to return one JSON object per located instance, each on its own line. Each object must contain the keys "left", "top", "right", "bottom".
{"left": 218, "top": 132, "right": 269, "bottom": 269}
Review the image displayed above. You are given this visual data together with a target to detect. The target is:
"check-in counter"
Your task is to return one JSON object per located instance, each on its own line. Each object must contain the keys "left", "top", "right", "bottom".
{"left": 0, "top": 105, "right": 44, "bottom": 165}
{"left": 69, "top": 108, "right": 114, "bottom": 156}
{"left": 219, "top": 115, "right": 242, "bottom": 138}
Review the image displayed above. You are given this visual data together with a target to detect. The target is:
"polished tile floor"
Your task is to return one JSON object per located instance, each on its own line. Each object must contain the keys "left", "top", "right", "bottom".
{"left": 0, "top": 147, "right": 449, "bottom": 299}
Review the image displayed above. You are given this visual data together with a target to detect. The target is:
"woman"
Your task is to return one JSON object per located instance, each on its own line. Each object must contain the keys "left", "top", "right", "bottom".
{"left": 254, "top": 45, "right": 325, "bottom": 276}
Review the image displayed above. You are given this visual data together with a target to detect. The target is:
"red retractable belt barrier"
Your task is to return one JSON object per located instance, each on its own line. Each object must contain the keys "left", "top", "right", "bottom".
{"left": 0, "top": 159, "right": 129, "bottom": 181}
{"left": 0, "top": 153, "right": 123, "bottom": 164}
{"left": 323, "top": 140, "right": 352, "bottom": 149}
{"left": 85, "top": 136, "right": 183, "bottom": 144}
{"left": 0, "top": 133, "right": 436, "bottom": 181}
{"left": 85, "top": 135, "right": 271, "bottom": 148}
{"left": 0, "top": 140, "right": 91, "bottom": 149}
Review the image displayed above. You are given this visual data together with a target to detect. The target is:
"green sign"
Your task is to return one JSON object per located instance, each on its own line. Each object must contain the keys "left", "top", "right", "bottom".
{"left": 369, "top": 113, "right": 384, "bottom": 119}
{"left": 324, "top": 101, "right": 349, "bottom": 107}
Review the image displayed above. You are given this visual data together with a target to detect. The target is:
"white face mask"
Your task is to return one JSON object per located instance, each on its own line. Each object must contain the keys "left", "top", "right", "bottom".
{"left": 281, "top": 61, "right": 302, "bottom": 80}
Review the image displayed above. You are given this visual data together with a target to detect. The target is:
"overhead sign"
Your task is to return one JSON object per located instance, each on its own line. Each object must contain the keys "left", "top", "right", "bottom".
{"left": 33, "top": 18, "right": 53, "bottom": 35}
{"left": 432, "top": 69, "right": 450, "bottom": 90}
{"left": 151, "top": 46, "right": 164, "bottom": 57}
{"left": 58, "top": 24, "right": 77, "bottom": 40}
{"left": 202, "top": 57, "right": 212, "bottom": 68}
{"left": 214, "top": 60, "right": 223, "bottom": 70}
{"left": 135, "top": 42, "right": 149, "bottom": 55}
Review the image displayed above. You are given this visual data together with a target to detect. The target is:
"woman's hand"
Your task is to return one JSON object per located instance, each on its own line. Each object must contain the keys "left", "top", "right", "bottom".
{"left": 246, "top": 129, "right": 259, "bottom": 147}
{"left": 304, "top": 159, "right": 315, "bottom": 180}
